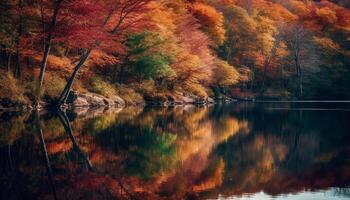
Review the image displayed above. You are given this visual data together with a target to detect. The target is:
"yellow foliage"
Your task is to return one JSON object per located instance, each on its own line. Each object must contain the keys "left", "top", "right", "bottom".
{"left": 0, "top": 71, "right": 25, "bottom": 102}
{"left": 115, "top": 85, "right": 144, "bottom": 105}
{"left": 89, "top": 77, "right": 117, "bottom": 98}
{"left": 182, "top": 82, "right": 208, "bottom": 98}
{"left": 215, "top": 60, "right": 240, "bottom": 86}
{"left": 44, "top": 75, "right": 66, "bottom": 99}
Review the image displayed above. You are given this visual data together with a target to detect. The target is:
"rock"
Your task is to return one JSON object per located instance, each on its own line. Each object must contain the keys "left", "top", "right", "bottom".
{"left": 70, "top": 92, "right": 125, "bottom": 108}
{"left": 175, "top": 95, "right": 196, "bottom": 104}
{"left": 195, "top": 97, "right": 206, "bottom": 105}
{"left": 144, "top": 94, "right": 169, "bottom": 106}
{"left": 73, "top": 96, "right": 89, "bottom": 107}
{"left": 113, "top": 96, "right": 125, "bottom": 106}
{"left": 207, "top": 97, "right": 215, "bottom": 104}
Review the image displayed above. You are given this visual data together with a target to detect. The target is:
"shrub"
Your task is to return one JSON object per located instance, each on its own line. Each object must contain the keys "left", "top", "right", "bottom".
{"left": 215, "top": 60, "right": 240, "bottom": 86}
{"left": 116, "top": 84, "right": 144, "bottom": 105}
{"left": 89, "top": 77, "right": 117, "bottom": 98}
{"left": 183, "top": 82, "right": 208, "bottom": 98}
{"left": 133, "top": 80, "right": 157, "bottom": 95}
{"left": 0, "top": 71, "right": 25, "bottom": 102}
{"left": 43, "top": 75, "right": 66, "bottom": 100}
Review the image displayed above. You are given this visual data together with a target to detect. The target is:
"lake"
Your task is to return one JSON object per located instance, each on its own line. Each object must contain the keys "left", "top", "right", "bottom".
{"left": 0, "top": 102, "right": 349, "bottom": 200}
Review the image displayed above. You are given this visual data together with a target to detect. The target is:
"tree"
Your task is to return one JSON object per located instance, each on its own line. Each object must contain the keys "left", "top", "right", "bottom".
{"left": 37, "top": 0, "right": 64, "bottom": 93}
{"left": 57, "top": 0, "right": 152, "bottom": 107}
{"left": 190, "top": 2, "right": 226, "bottom": 45}
{"left": 280, "top": 23, "right": 319, "bottom": 98}
{"left": 214, "top": 60, "right": 240, "bottom": 87}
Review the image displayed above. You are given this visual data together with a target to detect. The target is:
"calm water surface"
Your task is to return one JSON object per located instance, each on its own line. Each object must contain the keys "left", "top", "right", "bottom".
{"left": 0, "top": 102, "right": 349, "bottom": 200}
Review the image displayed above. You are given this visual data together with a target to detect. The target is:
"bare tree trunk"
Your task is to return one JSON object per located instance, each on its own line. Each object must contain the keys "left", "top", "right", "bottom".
{"left": 119, "top": 65, "right": 125, "bottom": 84}
{"left": 14, "top": 51, "right": 21, "bottom": 79}
{"left": 299, "top": 67, "right": 303, "bottom": 98}
{"left": 38, "top": 0, "right": 64, "bottom": 91}
{"left": 57, "top": 49, "right": 92, "bottom": 107}
{"left": 63, "top": 47, "right": 70, "bottom": 57}
{"left": 261, "top": 59, "right": 270, "bottom": 95}
{"left": 295, "top": 56, "right": 303, "bottom": 98}
{"left": 7, "top": 52, "right": 12, "bottom": 72}
{"left": 13, "top": 0, "right": 23, "bottom": 79}
{"left": 56, "top": 8, "right": 119, "bottom": 107}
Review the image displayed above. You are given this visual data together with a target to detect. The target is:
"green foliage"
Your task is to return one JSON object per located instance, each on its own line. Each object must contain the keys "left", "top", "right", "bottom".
{"left": 123, "top": 128, "right": 177, "bottom": 180}
{"left": 89, "top": 77, "right": 117, "bottom": 98}
{"left": 124, "top": 31, "right": 175, "bottom": 81}
{"left": 125, "top": 31, "right": 162, "bottom": 55}
{"left": 132, "top": 53, "right": 175, "bottom": 80}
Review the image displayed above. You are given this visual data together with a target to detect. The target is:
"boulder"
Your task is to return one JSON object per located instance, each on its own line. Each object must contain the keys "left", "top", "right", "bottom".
{"left": 207, "top": 97, "right": 215, "bottom": 104}
{"left": 70, "top": 92, "right": 125, "bottom": 108}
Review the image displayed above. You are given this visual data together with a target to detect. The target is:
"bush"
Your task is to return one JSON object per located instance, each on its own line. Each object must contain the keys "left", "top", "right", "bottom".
{"left": 133, "top": 80, "right": 157, "bottom": 95}
{"left": 89, "top": 77, "right": 117, "bottom": 98}
{"left": 183, "top": 82, "right": 208, "bottom": 98}
{"left": 0, "top": 71, "right": 25, "bottom": 103}
{"left": 43, "top": 75, "right": 66, "bottom": 100}
{"left": 116, "top": 84, "right": 144, "bottom": 105}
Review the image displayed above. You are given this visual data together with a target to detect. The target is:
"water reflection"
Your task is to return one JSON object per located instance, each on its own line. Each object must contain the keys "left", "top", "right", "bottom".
{"left": 0, "top": 103, "right": 349, "bottom": 200}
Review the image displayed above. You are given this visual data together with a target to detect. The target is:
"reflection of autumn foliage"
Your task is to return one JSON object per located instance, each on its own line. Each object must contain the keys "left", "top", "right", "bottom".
{"left": 1, "top": 104, "right": 350, "bottom": 199}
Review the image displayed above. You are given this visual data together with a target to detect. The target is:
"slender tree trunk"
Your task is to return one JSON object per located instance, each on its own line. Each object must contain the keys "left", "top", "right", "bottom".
{"left": 7, "top": 52, "right": 12, "bottom": 72}
{"left": 295, "top": 56, "right": 303, "bottom": 98}
{"left": 57, "top": 49, "right": 92, "bottom": 107}
{"left": 63, "top": 47, "right": 70, "bottom": 57}
{"left": 119, "top": 65, "right": 125, "bottom": 84}
{"left": 38, "top": 0, "right": 64, "bottom": 90}
{"left": 261, "top": 59, "right": 270, "bottom": 95}
{"left": 56, "top": 8, "right": 118, "bottom": 108}
{"left": 14, "top": 0, "right": 23, "bottom": 79}
{"left": 299, "top": 68, "right": 303, "bottom": 98}
{"left": 14, "top": 51, "right": 21, "bottom": 79}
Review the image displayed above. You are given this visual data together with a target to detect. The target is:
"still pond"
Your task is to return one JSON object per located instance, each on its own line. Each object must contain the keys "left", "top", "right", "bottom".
{"left": 0, "top": 102, "right": 349, "bottom": 199}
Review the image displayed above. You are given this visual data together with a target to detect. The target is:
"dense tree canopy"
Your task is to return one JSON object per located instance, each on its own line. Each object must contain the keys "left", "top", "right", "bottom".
{"left": 0, "top": 0, "right": 349, "bottom": 105}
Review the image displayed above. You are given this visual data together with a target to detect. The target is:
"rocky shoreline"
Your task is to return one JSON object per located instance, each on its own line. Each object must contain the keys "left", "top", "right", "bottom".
{"left": 0, "top": 91, "right": 237, "bottom": 112}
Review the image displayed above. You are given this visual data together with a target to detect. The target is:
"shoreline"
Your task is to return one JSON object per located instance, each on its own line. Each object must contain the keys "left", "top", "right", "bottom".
{"left": 2, "top": 91, "right": 350, "bottom": 113}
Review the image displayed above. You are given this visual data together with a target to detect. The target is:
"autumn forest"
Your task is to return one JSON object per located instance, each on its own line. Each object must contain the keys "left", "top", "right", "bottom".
{"left": 0, "top": 0, "right": 350, "bottom": 109}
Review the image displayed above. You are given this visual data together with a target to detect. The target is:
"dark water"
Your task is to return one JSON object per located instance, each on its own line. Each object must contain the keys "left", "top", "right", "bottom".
{"left": 0, "top": 102, "right": 350, "bottom": 200}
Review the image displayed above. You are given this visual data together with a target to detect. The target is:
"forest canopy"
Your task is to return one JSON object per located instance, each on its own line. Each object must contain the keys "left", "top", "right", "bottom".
{"left": 0, "top": 0, "right": 350, "bottom": 107}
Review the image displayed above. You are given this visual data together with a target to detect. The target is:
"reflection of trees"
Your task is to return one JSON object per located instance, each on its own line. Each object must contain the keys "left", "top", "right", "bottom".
{"left": 95, "top": 124, "right": 177, "bottom": 181}
{"left": 1, "top": 103, "right": 350, "bottom": 199}
{"left": 200, "top": 103, "right": 350, "bottom": 199}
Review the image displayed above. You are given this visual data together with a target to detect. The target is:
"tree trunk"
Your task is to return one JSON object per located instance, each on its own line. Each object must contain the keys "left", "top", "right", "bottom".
{"left": 295, "top": 56, "right": 303, "bottom": 98}
{"left": 38, "top": 0, "right": 64, "bottom": 90}
{"left": 261, "top": 59, "right": 269, "bottom": 95}
{"left": 14, "top": 0, "right": 22, "bottom": 79}
{"left": 56, "top": 8, "right": 118, "bottom": 107}
{"left": 119, "top": 65, "right": 125, "bottom": 84}
{"left": 57, "top": 49, "right": 91, "bottom": 107}
{"left": 299, "top": 68, "right": 303, "bottom": 98}
{"left": 7, "top": 52, "right": 12, "bottom": 72}
{"left": 63, "top": 47, "right": 70, "bottom": 57}
{"left": 14, "top": 51, "right": 21, "bottom": 79}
